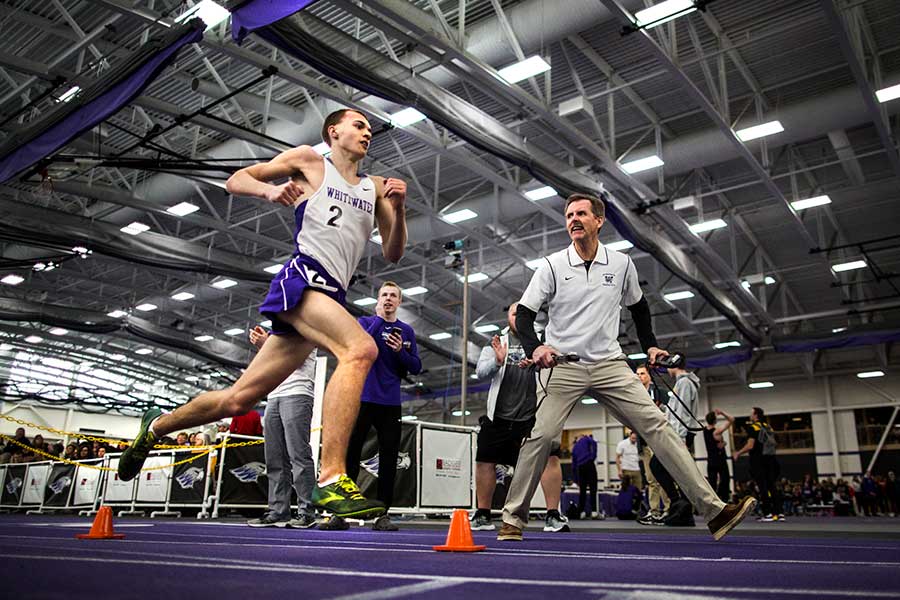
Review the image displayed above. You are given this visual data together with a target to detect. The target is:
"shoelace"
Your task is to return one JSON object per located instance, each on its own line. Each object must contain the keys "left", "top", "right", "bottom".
{"left": 337, "top": 477, "right": 365, "bottom": 500}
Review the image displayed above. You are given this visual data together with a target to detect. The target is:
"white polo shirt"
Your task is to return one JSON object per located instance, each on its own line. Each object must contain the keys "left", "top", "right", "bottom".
{"left": 616, "top": 437, "right": 641, "bottom": 471}
{"left": 519, "top": 242, "right": 643, "bottom": 362}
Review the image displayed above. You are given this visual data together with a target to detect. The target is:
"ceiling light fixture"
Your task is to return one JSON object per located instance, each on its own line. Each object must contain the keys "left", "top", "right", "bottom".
{"left": 171, "top": 292, "right": 195, "bottom": 301}
{"left": 173, "top": 0, "right": 230, "bottom": 28}
{"left": 790, "top": 195, "right": 831, "bottom": 211}
{"left": 735, "top": 120, "right": 784, "bottom": 142}
{"left": 1, "top": 274, "right": 24, "bottom": 286}
{"left": 524, "top": 186, "right": 557, "bottom": 201}
{"left": 429, "top": 332, "right": 452, "bottom": 340}
{"left": 57, "top": 85, "right": 81, "bottom": 103}
{"left": 135, "top": 303, "right": 157, "bottom": 312}
{"left": 831, "top": 260, "right": 867, "bottom": 273}
{"left": 498, "top": 55, "right": 551, "bottom": 84}
{"left": 459, "top": 272, "right": 489, "bottom": 283}
{"left": 166, "top": 202, "right": 199, "bottom": 216}
{"left": 353, "top": 297, "right": 377, "bottom": 306}
{"left": 857, "top": 370, "right": 885, "bottom": 379}
{"left": 714, "top": 341, "right": 741, "bottom": 349}
{"left": 442, "top": 208, "right": 478, "bottom": 224}
{"left": 689, "top": 219, "right": 727, "bottom": 233}
{"left": 875, "top": 83, "right": 900, "bottom": 103}
{"left": 194, "top": 335, "right": 214, "bottom": 342}
{"left": 120, "top": 222, "right": 150, "bottom": 235}
{"left": 403, "top": 286, "right": 428, "bottom": 296}
{"left": 211, "top": 278, "right": 238, "bottom": 289}
{"left": 606, "top": 240, "right": 634, "bottom": 251}
{"left": 389, "top": 107, "right": 427, "bottom": 128}
{"left": 620, "top": 155, "right": 664, "bottom": 174}
{"left": 49, "top": 328, "right": 68, "bottom": 336}
{"left": 633, "top": 0, "right": 697, "bottom": 29}
{"left": 749, "top": 381, "right": 774, "bottom": 389}
{"left": 664, "top": 290, "right": 695, "bottom": 301}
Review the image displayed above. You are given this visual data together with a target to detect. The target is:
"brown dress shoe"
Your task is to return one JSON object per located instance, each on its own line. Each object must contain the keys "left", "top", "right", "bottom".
{"left": 707, "top": 497, "right": 757, "bottom": 541}
{"left": 497, "top": 522, "right": 523, "bottom": 541}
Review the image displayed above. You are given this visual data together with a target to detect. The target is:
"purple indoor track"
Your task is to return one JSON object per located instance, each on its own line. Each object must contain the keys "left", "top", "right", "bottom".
{"left": 1, "top": 514, "right": 898, "bottom": 599}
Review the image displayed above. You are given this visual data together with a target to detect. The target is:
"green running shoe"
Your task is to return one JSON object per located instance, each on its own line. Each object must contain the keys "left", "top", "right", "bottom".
{"left": 312, "top": 474, "right": 386, "bottom": 518}
{"left": 117, "top": 407, "right": 162, "bottom": 481}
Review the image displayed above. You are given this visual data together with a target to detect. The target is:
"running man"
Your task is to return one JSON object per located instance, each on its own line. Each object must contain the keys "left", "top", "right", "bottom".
{"left": 117, "top": 108, "right": 407, "bottom": 519}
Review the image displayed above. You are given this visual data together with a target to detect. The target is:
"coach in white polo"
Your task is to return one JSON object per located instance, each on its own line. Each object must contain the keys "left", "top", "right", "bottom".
{"left": 497, "top": 193, "right": 755, "bottom": 542}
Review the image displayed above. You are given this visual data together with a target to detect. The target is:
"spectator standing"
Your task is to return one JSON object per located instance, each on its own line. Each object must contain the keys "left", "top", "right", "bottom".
{"left": 230, "top": 409, "right": 263, "bottom": 437}
{"left": 704, "top": 409, "right": 733, "bottom": 502}
{"left": 572, "top": 434, "right": 599, "bottom": 519}
{"left": 616, "top": 431, "right": 643, "bottom": 490}
{"left": 345, "top": 282, "right": 422, "bottom": 532}
{"left": 635, "top": 364, "right": 670, "bottom": 524}
{"left": 471, "top": 303, "right": 569, "bottom": 533}
{"left": 734, "top": 407, "right": 782, "bottom": 522}
{"left": 245, "top": 326, "right": 319, "bottom": 529}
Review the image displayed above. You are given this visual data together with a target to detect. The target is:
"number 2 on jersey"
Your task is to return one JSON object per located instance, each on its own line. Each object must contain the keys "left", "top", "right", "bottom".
{"left": 327, "top": 205, "right": 342, "bottom": 227}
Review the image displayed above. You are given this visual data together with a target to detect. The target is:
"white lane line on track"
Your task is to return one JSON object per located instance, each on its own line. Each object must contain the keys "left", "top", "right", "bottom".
{"left": 22, "top": 523, "right": 154, "bottom": 528}
{"left": 2, "top": 553, "right": 899, "bottom": 598}
{"left": 0, "top": 534, "right": 898, "bottom": 568}
{"left": 330, "top": 580, "right": 460, "bottom": 600}
{"left": 121, "top": 528, "right": 900, "bottom": 553}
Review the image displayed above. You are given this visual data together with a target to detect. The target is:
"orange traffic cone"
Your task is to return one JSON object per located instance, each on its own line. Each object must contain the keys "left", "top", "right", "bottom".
{"left": 433, "top": 509, "right": 486, "bottom": 552}
{"left": 76, "top": 506, "right": 125, "bottom": 540}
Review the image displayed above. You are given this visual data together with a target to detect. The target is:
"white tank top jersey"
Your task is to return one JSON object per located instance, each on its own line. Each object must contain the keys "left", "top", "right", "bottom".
{"left": 269, "top": 349, "right": 317, "bottom": 399}
{"left": 294, "top": 157, "right": 377, "bottom": 290}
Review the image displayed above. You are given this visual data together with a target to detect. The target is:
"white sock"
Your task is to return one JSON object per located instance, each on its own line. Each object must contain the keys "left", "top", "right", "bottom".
{"left": 319, "top": 473, "right": 343, "bottom": 487}
{"left": 148, "top": 416, "right": 163, "bottom": 437}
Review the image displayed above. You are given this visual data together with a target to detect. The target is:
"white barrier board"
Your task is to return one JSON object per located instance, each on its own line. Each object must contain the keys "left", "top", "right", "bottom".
{"left": 103, "top": 457, "right": 136, "bottom": 502}
{"left": 420, "top": 428, "right": 471, "bottom": 507}
{"left": 23, "top": 464, "right": 50, "bottom": 504}
{"left": 136, "top": 455, "right": 172, "bottom": 502}
{"left": 73, "top": 463, "right": 102, "bottom": 505}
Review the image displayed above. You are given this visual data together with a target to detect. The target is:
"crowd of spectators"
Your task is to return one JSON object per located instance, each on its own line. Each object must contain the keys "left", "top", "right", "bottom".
{"left": 730, "top": 470, "right": 900, "bottom": 517}
{"left": 0, "top": 424, "right": 236, "bottom": 465}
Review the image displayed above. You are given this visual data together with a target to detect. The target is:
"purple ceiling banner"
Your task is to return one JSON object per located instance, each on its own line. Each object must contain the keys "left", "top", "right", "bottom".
{"left": 686, "top": 349, "right": 753, "bottom": 369}
{"left": 774, "top": 329, "right": 900, "bottom": 353}
{"left": 230, "top": 0, "right": 320, "bottom": 44}
{"left": 0, "top": 20, "right": 205, "bottom": 185}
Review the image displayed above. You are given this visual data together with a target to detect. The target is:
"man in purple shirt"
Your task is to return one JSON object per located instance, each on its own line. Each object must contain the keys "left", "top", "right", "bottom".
{"left": 343, "top": 281, "right": 422, "bottom": 531}
{"left": 572, "top": 434, "right": 599, "bottom": 518}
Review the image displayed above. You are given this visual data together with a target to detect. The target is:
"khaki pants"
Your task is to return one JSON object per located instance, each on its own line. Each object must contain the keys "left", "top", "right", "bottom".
{"left": 502, "top": 359, "right": 724, "bottom": 528}
{"left": 640, "top": 445, "right": 670, "bottom": 516}
{"left": 621, "top": 468, "right": 643, "bottom": 490}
